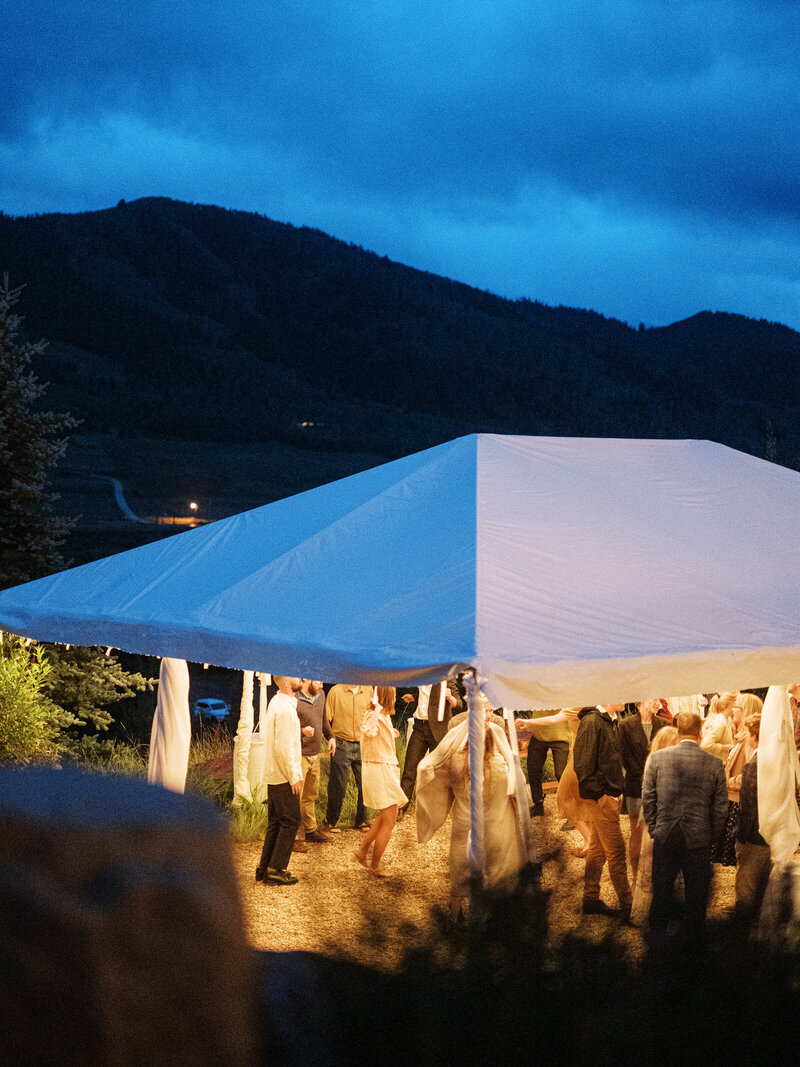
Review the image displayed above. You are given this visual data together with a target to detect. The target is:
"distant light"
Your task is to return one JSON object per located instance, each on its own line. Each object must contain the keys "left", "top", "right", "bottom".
{"left": 189, "top": 501, "right": 198, "bottom": 511}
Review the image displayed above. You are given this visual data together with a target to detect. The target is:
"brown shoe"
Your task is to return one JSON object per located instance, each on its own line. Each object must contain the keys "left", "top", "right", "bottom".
{"left": 320, "top": 822, "right": 341, "bottom": 834}
{"left": 292, "top": 840, "right": 310, "bottom": 853}
{"left": 305, "top": 829, "right": 331, "bottom": 843}
{"left": 355, "top": 821, "right": 372, "bottom": 832}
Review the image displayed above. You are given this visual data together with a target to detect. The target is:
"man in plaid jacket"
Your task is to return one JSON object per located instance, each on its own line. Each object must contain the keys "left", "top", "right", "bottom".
{"left": 642, "top": 710, "right": 728, "bottom": 949}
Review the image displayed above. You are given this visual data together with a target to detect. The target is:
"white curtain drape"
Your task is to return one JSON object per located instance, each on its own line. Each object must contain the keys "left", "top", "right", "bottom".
{"left": 758, "top": 685, "right": 800, "bottom": 865}
{"left": 233, "top": 671, "right": 270, "bottom": 804}
{"left": 147, "top": 657, "right": 191, "bottom": 793}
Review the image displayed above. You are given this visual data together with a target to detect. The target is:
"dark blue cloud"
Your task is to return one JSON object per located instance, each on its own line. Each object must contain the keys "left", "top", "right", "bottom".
{"left": 2, "top": 1, "right": 799, "bottom": 328}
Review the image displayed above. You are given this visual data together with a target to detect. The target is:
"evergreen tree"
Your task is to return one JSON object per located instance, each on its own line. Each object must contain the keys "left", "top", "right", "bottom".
{"left": 0, "top": 274, "right": 78, "bottom": 588}
{"left": 0, "top": 276, "right": 155, "bottom": 749}
{"left": 42, "top": 645, "right": 154, "bottom": 745}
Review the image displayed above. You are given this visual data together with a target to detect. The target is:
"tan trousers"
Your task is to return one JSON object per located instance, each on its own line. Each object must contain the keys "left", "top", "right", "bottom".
{"left": 584, "top": 793, "right": 632, "bottom": 906}
{"left": 299, "top": 754, "right": 320, "bottom": 835}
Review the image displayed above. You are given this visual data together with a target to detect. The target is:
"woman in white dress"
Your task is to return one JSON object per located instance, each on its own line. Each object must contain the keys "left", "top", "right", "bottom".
{"left": 416, "top": 706, "right": 523, "bottom": 924}
{"left": 353, "top": 686, "right": 407, "bottom": 877}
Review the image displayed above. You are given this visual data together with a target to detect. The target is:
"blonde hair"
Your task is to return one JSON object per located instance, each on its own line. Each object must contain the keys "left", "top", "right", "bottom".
{"left": 734, "top": 692, "right": 763, "bottom": 740}
{"left": 463, "top": 722, "right": 499, "bottom": 790}
{"left": 650, "top": 726, "right": 679, "bottom": 753}
{"left": 709, "top": 691, "right": 737, "bottom": 717}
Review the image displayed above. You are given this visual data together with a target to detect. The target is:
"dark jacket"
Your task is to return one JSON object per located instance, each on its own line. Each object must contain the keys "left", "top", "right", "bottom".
{"left": 641, "top": 740, "right": 728, "bottom": 848}
{"left": 618, "top": 713, "right": 668, "bottom": 798}
{"left": 573, "top": 707, "right": 625, "bottom": 801}
{"left": 736, "top": 756, "right": 767, "bottom": 847}
{"left": 296, "top": 688, "right": 332, "bottom": 758}
{"left": 411, "top": 681, "right": 462, "bottom": 745}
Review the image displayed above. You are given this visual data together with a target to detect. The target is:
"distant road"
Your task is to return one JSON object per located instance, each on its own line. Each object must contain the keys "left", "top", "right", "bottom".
{"left": 93, "top": 475, "right": 207, "bottom": 527}
{"left": 96, "top": 476, "right": 148, "bottom": 524}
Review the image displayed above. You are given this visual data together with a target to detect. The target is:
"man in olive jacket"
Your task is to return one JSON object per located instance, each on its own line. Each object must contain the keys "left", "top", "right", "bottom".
{"left": 573, "top": 705, "right": 632, "bottom": 919}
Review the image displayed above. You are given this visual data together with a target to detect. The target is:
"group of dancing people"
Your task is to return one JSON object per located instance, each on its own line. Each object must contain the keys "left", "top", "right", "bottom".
{"left": 253, "top": 675, "right": 795, "bottom": 939}
{"left": 523, "top": 690, "right": 788, "bottom": 937}
{"left": 253, "top": 676, "right": 525, "bottom": 924}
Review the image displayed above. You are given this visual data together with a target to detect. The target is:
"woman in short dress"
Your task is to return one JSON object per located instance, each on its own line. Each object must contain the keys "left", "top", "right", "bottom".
{"left": 353, "top": 686, "right": 407, "bottom": 877}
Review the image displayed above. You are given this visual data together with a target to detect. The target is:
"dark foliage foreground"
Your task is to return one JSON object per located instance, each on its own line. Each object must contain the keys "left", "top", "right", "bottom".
{"left": 258, "top": 867, "right": 798, "bottom": 1066}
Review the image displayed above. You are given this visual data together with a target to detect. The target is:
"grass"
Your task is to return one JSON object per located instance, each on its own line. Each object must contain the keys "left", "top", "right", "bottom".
{"left": 70, "top": 725, "right": 387, "bottom": 843}
{"left": 64, "top": 724, "right": 551, "bottom": 843}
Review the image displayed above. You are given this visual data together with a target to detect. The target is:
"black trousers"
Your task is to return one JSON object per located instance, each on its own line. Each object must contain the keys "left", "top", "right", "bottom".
{"left": 526, "top": 738, "right": 570, "bottom": 803}
{"left": 258, "top": 781, "right": 301, "bottom": 874}
{"left": 650, "top": 823, "right": 712, "bottom": 945}
{"left": 400, "top": 718, "right": 439, "bottom": 804}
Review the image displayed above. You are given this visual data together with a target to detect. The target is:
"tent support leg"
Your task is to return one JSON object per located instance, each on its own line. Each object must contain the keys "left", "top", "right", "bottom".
{"left": 464, "top": 669, "right": 485, "bottom": 922}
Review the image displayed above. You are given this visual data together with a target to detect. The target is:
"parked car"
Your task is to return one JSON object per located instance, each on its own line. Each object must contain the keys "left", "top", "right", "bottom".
{"left": 193, "top": 697, "right": 230, "bottom": 720}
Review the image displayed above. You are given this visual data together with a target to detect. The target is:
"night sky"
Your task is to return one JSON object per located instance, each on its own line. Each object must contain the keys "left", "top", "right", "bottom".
{"left": 3, "top": 2, "right": 799, "bottom": 329}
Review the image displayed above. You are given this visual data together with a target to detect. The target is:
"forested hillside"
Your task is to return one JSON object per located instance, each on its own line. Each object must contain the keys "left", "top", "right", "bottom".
{"left": 1, "top": 197, "right": 798, "bottom": 465}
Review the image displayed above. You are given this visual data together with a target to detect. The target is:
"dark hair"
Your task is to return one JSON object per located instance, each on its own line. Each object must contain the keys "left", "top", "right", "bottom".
{"left": 744, "top": 712, "right": 761, "bottom": 742}
{"left": 376, "top": 686, "right": 396, "bottom": 713}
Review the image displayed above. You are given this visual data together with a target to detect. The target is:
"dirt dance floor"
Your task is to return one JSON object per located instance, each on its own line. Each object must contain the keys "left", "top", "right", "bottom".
{"left": 232, "top": 802, "right": 736, "bottom": 971}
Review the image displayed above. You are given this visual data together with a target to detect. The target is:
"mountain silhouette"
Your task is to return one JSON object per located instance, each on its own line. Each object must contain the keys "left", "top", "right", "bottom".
{"left": 1, "top": 197, "right": 797, "bottom": 464}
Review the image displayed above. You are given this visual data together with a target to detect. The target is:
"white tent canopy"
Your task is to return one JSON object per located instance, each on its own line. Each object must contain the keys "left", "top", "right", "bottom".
{"left": 0, "top": 434, "right": 799, "bottom": 709}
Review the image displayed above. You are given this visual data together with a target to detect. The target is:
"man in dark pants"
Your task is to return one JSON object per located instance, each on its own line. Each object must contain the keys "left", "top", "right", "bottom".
{"left": 573, "top": 703, "right": 632, "bottom": 919}
{"left": 255, "top": 675, "right": 304, "bottom": 886}
{"left": 524, "top": 710, "right": 571, "bottom": 816}
{"left": 399, "top": 681, "right": 459, "bottom": 814}
{"left": 619, "top": 698, "right": 667, "bottom": 881}
{"left": 642, "top": 710, "right": 728, "bottom": 952}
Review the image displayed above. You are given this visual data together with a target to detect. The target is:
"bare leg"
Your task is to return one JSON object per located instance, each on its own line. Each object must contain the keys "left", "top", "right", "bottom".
{"left": 369, "top": 805, "right": 398, "bottom": 873}
{"left": 353, "top": 807, "right": 386, "bottom": 867}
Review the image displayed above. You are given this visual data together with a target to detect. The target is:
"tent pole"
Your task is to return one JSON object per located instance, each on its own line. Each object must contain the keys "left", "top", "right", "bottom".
{"left": 503, "top": 707, "right": 539, "bottom": 866}
{"left": 464, "top": 670, "right": 485, "bottom": 912}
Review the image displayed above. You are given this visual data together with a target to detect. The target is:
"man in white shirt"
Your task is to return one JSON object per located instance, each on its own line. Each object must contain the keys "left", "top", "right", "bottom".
{"left": 255, "top": 676, "right": 304, "bottom": 886}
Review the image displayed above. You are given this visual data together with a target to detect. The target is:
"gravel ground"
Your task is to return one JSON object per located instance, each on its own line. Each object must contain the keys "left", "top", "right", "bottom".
{"left": 232, "top": 799, "right": 736, "bottom": 970}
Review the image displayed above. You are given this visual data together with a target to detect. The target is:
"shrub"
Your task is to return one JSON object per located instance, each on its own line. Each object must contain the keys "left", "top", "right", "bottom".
{"left": 0, "top": 636, "right": 69, "bottom": 761}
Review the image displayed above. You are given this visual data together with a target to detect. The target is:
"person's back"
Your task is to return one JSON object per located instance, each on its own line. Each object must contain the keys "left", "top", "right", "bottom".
{"left": 641, "top": 711, "right": 729, "bottom": 947}
{"left": 642, "top": 740, "right": 728, "bottom": 848}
